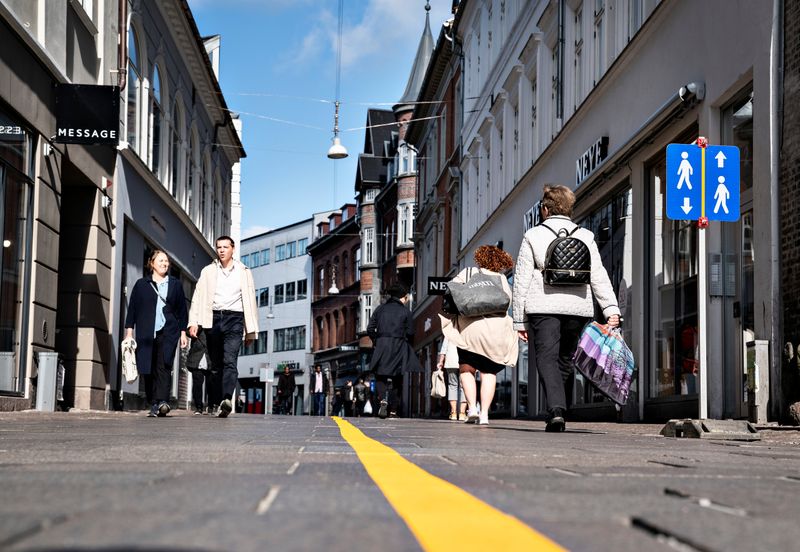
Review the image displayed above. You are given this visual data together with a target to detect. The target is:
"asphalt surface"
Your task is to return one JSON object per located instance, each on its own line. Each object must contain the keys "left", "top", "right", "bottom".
{"left": 0, "top": 410, "right": 798, "bottom": 552}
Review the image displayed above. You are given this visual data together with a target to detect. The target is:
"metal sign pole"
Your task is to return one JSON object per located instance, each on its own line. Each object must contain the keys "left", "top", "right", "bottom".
{"left": 697, "top": 137, "right": 709, "bottom": 419}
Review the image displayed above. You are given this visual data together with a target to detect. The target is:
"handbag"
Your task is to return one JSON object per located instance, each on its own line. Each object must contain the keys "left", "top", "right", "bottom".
{"left": 446, "top": 268, "right": 510, "bottom": 317}
{"left": 363, "top": 399, "right": 373, "bottom": 415}
{"left": 121, "top": 337, "right": 139, "bottom": 384}
{"left": 572, "top": 322, "right": 635, "bottom": 405}
{"left": 431, "top": 368, "right": 446, "bottom": 398}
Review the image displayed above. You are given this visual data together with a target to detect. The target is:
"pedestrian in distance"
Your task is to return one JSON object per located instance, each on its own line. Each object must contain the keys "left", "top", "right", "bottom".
{"left": 512, "top": 185, "right": 620, "bottom": 432}
{"left": 437, "top": 338, "right": 466, "bottom": 420}
{"left": 188, "top": 236, "right": 259, "bottom": 418}
{"left": 310, "top": 365, "right": 328, "bottom": 416}
{"left": 276, "top": 366, "right": 296, "bottom": 415}
{"left": 440, "top": 246, "right": 517, "bottom": 426}
{"left": 332, "top": 388, "right": 344, "bottom": 417}
{"left": 185, "top": 331, "right": 210, "bottom": 415}
{"left": 124, "top": 249, "right": 188, "bottom": 418}
{"left": 354, "top": 377, "right": 370, "bottom": 417}
{"left": 343, "top": 380, "right": 356, "bottom": 417}
{"left": 367, "top": 283, "right": 422, "bottom": 419}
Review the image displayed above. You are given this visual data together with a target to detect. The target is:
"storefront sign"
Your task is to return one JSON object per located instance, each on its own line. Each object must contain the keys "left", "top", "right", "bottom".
{"left": 55, "top": 84, "right": 120, "bottom": 145}
{"left": 575, "top": 136, "right": 609, "bottom": 187}
{"left": 427, "top": 277, "right": 450, "bottom": 295}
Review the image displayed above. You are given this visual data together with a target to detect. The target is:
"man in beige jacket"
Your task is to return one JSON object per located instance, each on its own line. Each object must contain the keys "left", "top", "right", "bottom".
{"left": 188, "top": 236, "right": 258, "bottom": 417}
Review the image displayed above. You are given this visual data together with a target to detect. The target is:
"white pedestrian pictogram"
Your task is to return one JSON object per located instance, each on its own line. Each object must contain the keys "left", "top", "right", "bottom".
{"left": 713, "top": 176, "right": 730, "bottom": 214}
{"left": 677, "top": 151, "right": 693, "bottom": 190}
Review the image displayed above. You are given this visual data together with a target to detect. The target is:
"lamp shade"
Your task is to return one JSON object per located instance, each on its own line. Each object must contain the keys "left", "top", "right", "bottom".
{"left": 328, "top": 283, "right": 340, "bottom": 295}
{"left": 327, "top": 136, "right": 348, "bottom": 159}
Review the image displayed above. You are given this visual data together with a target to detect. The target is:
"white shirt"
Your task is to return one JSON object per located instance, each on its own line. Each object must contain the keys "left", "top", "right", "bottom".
{"left": 212, "top": 262, "right": 243, "bottom": 311}
{"left": 314, "top": 373, "right": 323, "bottom": 393}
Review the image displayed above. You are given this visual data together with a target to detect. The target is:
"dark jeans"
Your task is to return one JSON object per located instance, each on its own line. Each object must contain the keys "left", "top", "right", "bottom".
{"left": 205, "top": 310, "right": 244, "bottom": 406}
{"left": 190, "top": 369, "right": 208, "bottom": 409}
{"left": 311, "top": 392, "right": 326, "bottom": 416}
{"left": 143, "top": 330, "right": 171, "bottom": 405}
{"left": 374, "top": 374, "right": 402, "bottom": 415}
{"left": 277, "top": 394, "right": 293, "bottom": 415}
{"left": 528, "top": 314, "right": 589, "bottom": 414}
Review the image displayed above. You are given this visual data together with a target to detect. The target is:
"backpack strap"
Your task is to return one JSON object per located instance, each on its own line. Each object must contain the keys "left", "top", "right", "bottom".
{"left": 540, "top": 223, "right": 559, "bottom": 237}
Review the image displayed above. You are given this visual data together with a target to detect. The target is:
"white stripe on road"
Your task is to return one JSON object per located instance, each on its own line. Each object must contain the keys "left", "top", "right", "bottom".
{"left": 286, "top": 461, "right": 300, "bottom": 475}
{"left": 255, "top": 486, "right": 281, "bottom": 515}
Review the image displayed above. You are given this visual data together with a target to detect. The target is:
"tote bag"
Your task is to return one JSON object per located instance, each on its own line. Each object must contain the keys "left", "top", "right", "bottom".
{"left": 121, "top": 337, "right": 139, "bottom": 384}
{"left": 431, "top": 369, "right": 446, "bottom": 399}
{"left": 446, "top": 269, "right": 510, "bottom": 317}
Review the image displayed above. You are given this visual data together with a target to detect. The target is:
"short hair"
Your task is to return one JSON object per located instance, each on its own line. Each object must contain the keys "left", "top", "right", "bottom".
{"left": 215, "top": 235, "right": 235, "bottom": 248}
{"left": 541, "top": 185, "right": 576, "bottom": 217}
{"left": 386, "top": 283, "right": 408, "bottom": 299}
{"left": 147, "top": 249, "right": 169, "bottom": 271}
{"left": 474, "top": 245, "right": 513, "bottom": 273}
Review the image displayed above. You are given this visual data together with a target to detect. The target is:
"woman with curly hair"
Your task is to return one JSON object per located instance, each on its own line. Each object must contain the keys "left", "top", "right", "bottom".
{"left": 439, "top": 245, "right": 518, "bottom": 425}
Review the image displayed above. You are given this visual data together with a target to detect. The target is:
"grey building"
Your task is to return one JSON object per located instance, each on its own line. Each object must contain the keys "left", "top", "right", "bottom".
{"left": 0, "top": 0, "right": 244, "bottom": 411}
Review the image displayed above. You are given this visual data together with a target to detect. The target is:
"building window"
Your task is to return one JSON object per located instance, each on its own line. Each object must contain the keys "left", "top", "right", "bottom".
{"left": 274, "top": 284, "right": 284, "bottom": 304}
{"left": 628, "top": 0, "right": 643, "bottom": 40}
{"left": 296, "top": 279, "right": 307, "bottom": 300}
{"left": 256, "top": 331, "right": 268, "bottom": 354}
{"left": 187, "top": 132, "right": 198, "bottom": 219}
{"left": 318, "top": 266, "right": 324, "bottom": 297}
{"left": 364, "top": 227, "right": 375, "bottom": 264}
{"left": 170, "top": 99, "right": 184, "bottom": 204}
{"left": 149, "top": 65, "right": 164, "bottom": 181}
{"left": 286, "top": 241, "right": 297, "bottom": 259}
{"left": 361, "top": 294, "right": 372, "bottom": 332}
{"left": 574, "top": 7, "right": 583, "bottom": 109}
{"left": 365, "top": 188, "right": 377, "bottom": 203}
{"left": 275, "top": 244, "right": 286, "bottom": 262}
{"left": 397, "top": 142, "right": 417, "bottom": 176}
{"left": 398, "top": 205, "right": 412, "bottom": 246}
{"left": 259, "top": 288, "right": 269, "bottom": 308}
{"left": 261, "top": 248, "right": 270, "bottom": 265}
{"left": 126, "top": 27, "right": 143, "bottom": 154}
{"left": 285, "top": 281, "right": 296, "bottom": 302}
{"left": 297, "top": 238, "right": 308, "bottom": 256}
{"left": 594, "top": 0, "right": 605, "bottom": 84}
{"left": 353, "top": 248, "right": 360, "bottom": 282}
{"left": 274, "top": 326, "right": 306, "bottom": 352}
{"left": 241, "top": 254, "right": 249, "bottom": 267}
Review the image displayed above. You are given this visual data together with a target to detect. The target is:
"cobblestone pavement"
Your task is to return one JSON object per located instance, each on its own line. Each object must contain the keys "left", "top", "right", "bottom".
{"left": 0, "top": 410, "right": 798, "bottom": 551}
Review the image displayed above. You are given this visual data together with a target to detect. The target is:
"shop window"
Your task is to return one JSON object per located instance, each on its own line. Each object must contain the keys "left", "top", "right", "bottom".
{"left": 0, "top": 110, "right": 34, "bottom": 392}
{"left": 574, "top": 186, "right": 633, "bottom": 405}
{"left": 649, "top": 153, "right": 699, "bottom": 399}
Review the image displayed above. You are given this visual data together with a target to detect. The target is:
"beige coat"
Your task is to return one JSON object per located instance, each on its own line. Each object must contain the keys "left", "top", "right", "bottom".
{"left": 188, "top": 259, "right": 259, "bottom": 339}
{"left": 439, "top": 267, "right": 519, "bottom": 367}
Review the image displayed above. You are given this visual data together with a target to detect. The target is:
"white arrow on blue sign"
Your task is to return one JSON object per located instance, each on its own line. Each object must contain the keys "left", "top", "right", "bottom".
{"left": 666, "top": 143, "right": 740, "bottom": 222}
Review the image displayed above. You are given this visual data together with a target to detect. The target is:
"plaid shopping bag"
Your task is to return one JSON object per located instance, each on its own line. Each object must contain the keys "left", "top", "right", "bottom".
{"left": 572, "top": 321, "right": 635, "bottom": 405}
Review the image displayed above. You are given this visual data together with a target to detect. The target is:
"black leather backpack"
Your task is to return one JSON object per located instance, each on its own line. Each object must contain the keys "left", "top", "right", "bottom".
{"left": 541, "top": 224, "right": 591, "bottom": 285}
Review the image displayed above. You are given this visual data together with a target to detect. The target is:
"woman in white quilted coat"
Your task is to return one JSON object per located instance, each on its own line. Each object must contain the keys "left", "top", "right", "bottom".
{"left": 512, "top": 185, "right": 620, "bottom": 432}
{"left": 440, "top": 245, "right": 518, "bottom": 425}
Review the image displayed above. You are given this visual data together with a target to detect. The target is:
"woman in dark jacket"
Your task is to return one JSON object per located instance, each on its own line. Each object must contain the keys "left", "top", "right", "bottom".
{"left": 367, "top": 283, "right": 421, "bottom": 418}
{"left": 125, "top": 250, "right": 188, "bottom": 417}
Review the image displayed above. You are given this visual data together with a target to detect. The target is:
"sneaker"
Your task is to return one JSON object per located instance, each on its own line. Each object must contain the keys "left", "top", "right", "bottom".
{"left": 147, "top": 403, "right": 158, "bottom": 417}
{"left": 478, "top": 414, "right": 489, "bottom": 425}
{"left": 448, "top": 413, "right": 457, "bottom": 421}
{"left": 193, "top": 406, "right": 204, "bottom": 416}
{"left": 465, "top": 406, "right": 480, "bottom": 424}
{"left": 218, "top": 398, "right": 232, "bottom": 418}
{"left": 377, "top": 400, "right": 388, "bottom": 419}
{"left": 156, "top": 402, "right": 170, "bottom": 417}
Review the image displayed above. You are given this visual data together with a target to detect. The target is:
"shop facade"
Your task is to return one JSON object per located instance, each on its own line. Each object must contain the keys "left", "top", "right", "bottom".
{"left": 454, "top": 0, "right": 777, "bottom": 421}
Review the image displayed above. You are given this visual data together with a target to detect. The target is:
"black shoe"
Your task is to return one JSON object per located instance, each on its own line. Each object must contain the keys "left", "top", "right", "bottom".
{"left": 377, "top": 400, "right": 388, "bottom": 419}
{"left": 545, "top": 408, "right": 566, "bottom": 432}
{"left": 193, "top": 406, "right": 204, "bottom": 416}
{"left": 209, "top": 405, "right": 219, "bottom": 416}
{"left": 157, "top": 402, "right": 170, "bottom": 417}
{"left": 147, "top": 403, "right": 158, "bottom": 417}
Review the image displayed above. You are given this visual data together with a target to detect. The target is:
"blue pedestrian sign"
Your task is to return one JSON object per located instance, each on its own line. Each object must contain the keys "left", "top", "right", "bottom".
{"left": 666, "top": 143, "right": 740, "bottom": 222}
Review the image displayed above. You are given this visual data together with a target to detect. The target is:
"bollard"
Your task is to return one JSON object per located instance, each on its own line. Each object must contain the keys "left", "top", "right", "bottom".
{"left": 35, "top": 352, "right": 59, "bottom": 411}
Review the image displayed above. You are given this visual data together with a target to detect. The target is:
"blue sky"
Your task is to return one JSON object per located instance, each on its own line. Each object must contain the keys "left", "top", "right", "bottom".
{"left": 187, "top": 0, "right": 453, "bottom": 237}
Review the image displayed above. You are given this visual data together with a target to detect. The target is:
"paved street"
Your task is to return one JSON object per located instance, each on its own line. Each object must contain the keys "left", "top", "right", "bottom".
{"left": 1, "top": 411, "right": 799, "bottom": 552}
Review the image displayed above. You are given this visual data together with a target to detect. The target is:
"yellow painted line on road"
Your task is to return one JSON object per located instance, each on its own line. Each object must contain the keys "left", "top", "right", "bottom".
{"left": 333, "top": 417, "right": 566, "bottom": 551}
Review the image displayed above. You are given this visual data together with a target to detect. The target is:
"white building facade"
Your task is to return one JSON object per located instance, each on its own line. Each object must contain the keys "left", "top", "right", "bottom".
{"left": 455, "top": 0, "right": 778, "bottom": 421}
{"left": 236, "top": 213, "right": 334, "bottom": 415}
